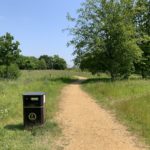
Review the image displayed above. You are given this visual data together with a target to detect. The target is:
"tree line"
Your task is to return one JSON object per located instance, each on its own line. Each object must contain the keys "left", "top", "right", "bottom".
{"left": 18, "top": 54, "right": 67, "bottom": 70}
{"left": 68, "top": 0, "right": 150, "bottom": 80}
{"left": 0, "top": 33, "right": 67, "bottom": 79}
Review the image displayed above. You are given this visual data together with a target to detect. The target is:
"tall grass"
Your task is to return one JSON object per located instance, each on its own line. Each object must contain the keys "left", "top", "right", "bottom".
{"left": 82, "top": 78, "right": 150, "bottom": 145}
{"left": 0, "top": 70, "right": 75, "bottom": 150}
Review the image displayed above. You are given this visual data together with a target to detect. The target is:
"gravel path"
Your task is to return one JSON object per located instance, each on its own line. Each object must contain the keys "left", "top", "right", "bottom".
{"left": 55, "top": 77, "right": 147, "bottom": 150}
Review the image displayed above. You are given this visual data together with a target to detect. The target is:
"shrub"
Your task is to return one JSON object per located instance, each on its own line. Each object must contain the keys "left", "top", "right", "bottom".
{"left": 0, "top": 64, "right": 21, "bottom": 79}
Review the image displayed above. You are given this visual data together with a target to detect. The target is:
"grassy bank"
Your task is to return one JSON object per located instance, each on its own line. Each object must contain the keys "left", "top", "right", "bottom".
{"left": 82, "top": 78, "right": 150, "bottom": 145}
{"left": 0, "top": 70, "right": 75, "bottom": 150}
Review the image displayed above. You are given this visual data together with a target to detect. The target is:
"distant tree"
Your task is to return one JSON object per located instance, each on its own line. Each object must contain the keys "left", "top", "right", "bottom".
{"left": 53, "top": 55, "right": 67, "bottom": 70}
{"left": 39, "top": 55, "right": 67, "bottom": 70}
{"left": 38, "top": 59, "right": 47, "bottom": 70}
{"left": 48, "top": 56, "right": 54, "bottom": 69}
{"left": 39, "top": 55, "right": 53, "bottom": 69}
{"left": 28, "top": 56, "right": 39, "bottom": 69}
{"left": 18, "top": 55, "right": 39, "bottom": 70}
{"left": 0, "top": 33, "right": 21, "bottom": 78}
{"left": 39, "top": 55, "right": 49, "bottom": 69}
{"left": 67, "top": 0, "right": 142, "bottom": 80}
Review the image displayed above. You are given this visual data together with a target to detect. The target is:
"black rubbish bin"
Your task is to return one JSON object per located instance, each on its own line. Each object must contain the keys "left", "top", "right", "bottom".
{"left": 23, "top": 92, "right": 46, "bottom": 127}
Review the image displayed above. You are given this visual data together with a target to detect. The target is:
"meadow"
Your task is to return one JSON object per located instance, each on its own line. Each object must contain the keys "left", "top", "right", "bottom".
{"left": 1, "top": 70, "right": 150, "bottom": 149}
{"left": 0, "top": 70, "right": 80, "bottom": 150}
{"left": 82, "top": 76, "right": 150, "bottom": 145}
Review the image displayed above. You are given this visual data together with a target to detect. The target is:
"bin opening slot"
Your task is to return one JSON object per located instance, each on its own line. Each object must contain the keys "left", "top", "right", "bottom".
{"left": 31, "top": 97, "right": 39, "bottom": 101}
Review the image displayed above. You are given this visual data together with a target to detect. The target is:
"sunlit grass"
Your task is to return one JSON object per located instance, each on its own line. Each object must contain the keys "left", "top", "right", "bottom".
{"left": 0, "top": 70, "right": 75, "bottom": 150}
{"left": 82, "top": 78, "right": 150, "bottom": 145}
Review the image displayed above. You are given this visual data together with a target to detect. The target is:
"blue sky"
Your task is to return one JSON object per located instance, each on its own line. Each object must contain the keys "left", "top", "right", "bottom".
{"left": 0, "top": 0, "right": 84, "bottom": 67}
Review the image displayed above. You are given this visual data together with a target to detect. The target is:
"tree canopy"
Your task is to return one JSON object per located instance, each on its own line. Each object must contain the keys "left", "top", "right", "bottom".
{"left": 18, "top": 54, "right": 67, "bottom": 70}
{"left": 68, "top": 0, "right": 150, "bottom": 79}
{"left": 0, "top": 33, "right": 21, "bottom": 78}
{"left": 134, "top": 0, "right": 150, "bottom": 78}
{"left": 39, "top": 55, "right": 67, "bottom": 70}
{"left": 0, "top": 32, "right": 21, "bottom": 66}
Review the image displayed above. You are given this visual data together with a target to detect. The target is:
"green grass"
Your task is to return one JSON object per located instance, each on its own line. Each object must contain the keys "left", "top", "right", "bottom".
{"left": 82, "top": 78, "right": 150, "bottom": 145}
{"left": 0, "top": 70, "right": 76, "bottom": 150}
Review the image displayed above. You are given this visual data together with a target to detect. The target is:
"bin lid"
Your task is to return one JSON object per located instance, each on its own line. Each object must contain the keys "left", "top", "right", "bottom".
{"left": 23, "top": 92, "right": 45, "bottom": 96}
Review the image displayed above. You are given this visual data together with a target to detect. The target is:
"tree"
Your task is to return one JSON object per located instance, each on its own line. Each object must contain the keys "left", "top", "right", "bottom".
{"left": 38, "top": 59, "right": 47, "bottom": 70}
{"left": 0, "top": 33, "right": 21, "bottom": 78}
{"left": 39, "top": 55, "right": 67, "bottom": 70}
{"left": 39, "top": 55, "right": 53, "bottom": 69}
{"left": 0, "top": 33, "right": 21, "bottom": 66}
{"left": 17, "top": 55, "right": 39, "bottom": 70}
{"left": 39, "top": 55, "right": 49, "bottom": 69}
{"left": 52, "top": 55, "right": 67, "bottom": 70}
{"left": 134, "top": 0, "right": 150, "bottom": 78}
{"left": 80, "top": 50, "right": 106, "bottom": 74}
{"left": 67, "top": 0, "right": 142, "bottom": 80}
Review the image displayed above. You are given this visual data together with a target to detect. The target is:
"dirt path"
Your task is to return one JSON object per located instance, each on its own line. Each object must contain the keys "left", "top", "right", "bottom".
{"left": 55, "top": 77, "right": 147, "bottom": 150}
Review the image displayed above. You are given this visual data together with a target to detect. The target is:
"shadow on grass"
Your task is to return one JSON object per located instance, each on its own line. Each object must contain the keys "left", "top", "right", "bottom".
{"left": 4, "top": 123, "right": 24, "bottom": 131}
{"left": 40, "top": 76, "right": 77, "bottom": 84}
{"left": 81, "top": 76, "right": 150, "bottom": 84}
{"left": 50, "top": 77, "right": 112, "bottom": 85}
{"left": 30, "top": 121, "right": 61, "bottom": 136}
{"left": 81, "top": 78, "right": 111, "bottom": 84}
{"left": 48, "top": 77, "right": 76, "bottom": 84}
{"left": 43, "top": 76, "right": 147, "bottom": 85}
{"left": 4, "top": 121, "right": 60, "bottom": 136}
{"left": 46, "top": 77, "right": 90, "bottom": 85}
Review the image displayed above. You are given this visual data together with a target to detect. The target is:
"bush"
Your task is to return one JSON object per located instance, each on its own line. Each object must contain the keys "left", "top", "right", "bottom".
{"left": 0, "top": 65, "right": 6, "bottom": 78}
{"left": 0, "top": 64, "right": 21, "bottom": 79}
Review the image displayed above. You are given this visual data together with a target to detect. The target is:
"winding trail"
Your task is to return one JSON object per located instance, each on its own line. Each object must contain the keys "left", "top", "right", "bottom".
{"left": 55, "top": 77, "right": 147, "bottom": 150}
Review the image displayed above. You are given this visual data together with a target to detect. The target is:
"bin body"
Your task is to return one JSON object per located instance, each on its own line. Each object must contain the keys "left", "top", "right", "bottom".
{"left": 23, "top": 92, "right": 45, "bottom": 127}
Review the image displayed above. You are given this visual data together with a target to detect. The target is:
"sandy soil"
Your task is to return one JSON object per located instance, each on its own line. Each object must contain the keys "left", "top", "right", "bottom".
{"left": 55, "top": 77, "right": 147, "bottom": 150}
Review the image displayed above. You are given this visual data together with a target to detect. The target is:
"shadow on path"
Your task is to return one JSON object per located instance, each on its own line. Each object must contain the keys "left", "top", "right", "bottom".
{"left": 47, "top": 77, "right": 76, "bottom": 84}
{"left": 47, "top": 76, "right": 86, "bottom": 85}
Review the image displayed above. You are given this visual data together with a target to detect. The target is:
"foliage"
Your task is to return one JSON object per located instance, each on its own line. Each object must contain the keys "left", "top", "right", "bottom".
{"left": 67, "top": 0, "right": 144, "bottom": 80}
{"left": 0, "top": 33, "right": 21, "bottom": 66}
{"left": 39, "top": 55, "right": 52, "bottom": 69}
{"left": 18, "top": 55, "right": 67, "bottom": 70}
{"left": 134, "top": 0, "right": 150, "bottom": 78}
{"left": 17, "top": 55, "right": 39, "bottom": 70}
{"left": 0, "top": 64, "right": 20, "bottom": 79}
{"left": 38, "top": 59, "right": 47, "bottom": 70}
{"left": 0, "top": 33, "right": 21, "bottom": 79}
{"left": 39, "top": 55, "right": 67, "bottom": 70}
{"left": 52, "top": 55, "right": 67, "bottom": 70}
